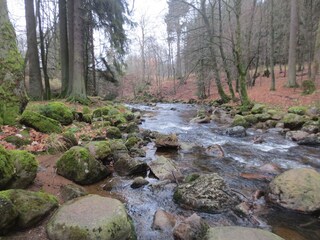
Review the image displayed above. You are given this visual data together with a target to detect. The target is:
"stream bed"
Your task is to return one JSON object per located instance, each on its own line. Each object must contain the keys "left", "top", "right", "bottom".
{"left": 107, "top": 103, "right": 320, "bottom": 240}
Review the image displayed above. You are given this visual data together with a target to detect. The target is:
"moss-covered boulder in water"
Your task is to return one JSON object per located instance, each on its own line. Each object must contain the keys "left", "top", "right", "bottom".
{"left": 232, "top": 115, "right": 248, "bottom": 128}
{"left": 0, "top": 146, "right": 15, "bottom": 190}
{"left": 46, "top": 194, "right": 136, "bottom": 240}
{"left": 20, "top": 110, "right": 62, "bottom": 133}
{"left": 56, "top": 146, "right": 111, "bottom": 185}
{"left": 7, "top": 150, "right": 38, "bottom": 189}
{"left": 0, "top": 189, "right": 58, "bottom": 230}
{"left": 268, "top": 168, "right": 320, "bottom": 213}
{"left": 282, "top": 113, "right": 307, "bottom": 130}
{"left": 288, "top": 106, "right": 307, "bottom": 116}
{"left": 39, "top": 102, "right": 73, "bottom": 125}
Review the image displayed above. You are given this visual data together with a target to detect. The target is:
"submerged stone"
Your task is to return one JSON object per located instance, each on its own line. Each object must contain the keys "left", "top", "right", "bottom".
{"left": 173, "top": 173, "right": 240, "bottom": 213}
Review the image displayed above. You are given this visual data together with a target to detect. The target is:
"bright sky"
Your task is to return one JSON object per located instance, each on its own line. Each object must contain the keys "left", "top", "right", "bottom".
{"left": 7, "top": 0, "right": 168, "bottom": 54}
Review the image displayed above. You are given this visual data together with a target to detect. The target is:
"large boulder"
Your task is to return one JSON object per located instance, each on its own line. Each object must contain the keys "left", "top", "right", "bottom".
{"left": 0, "top": 146, "right": 15, "bottom": 189}
{"left": 39, "top": 102, "right": 73, "bottom": 125}
{"left": 85, "top": 141, "right": 112, "bottom": 163}
{"left": 155, "top": 133, "right": 180, "bottom": 150}
{"left": 297, "top": 133, "right": 320, "bottom": 146}
{"left": 251, "top": 104, "right": 265, "bottom": 114}
{"left": 0, "top": 147, "right": 38, "bottom": 190}
{"left": 282, "top": 113, "right": 307, "bottom": 130}
{"left": 149, "top": 156, "right": 181, "bottom": 181}
{"left": 231, "top": 115, "right": 248, "bottom": 128}
{"left": 204, "top": 226, "right": 284, "bottom": 240}
{"left": 46, "top": 195, "right": 136, "bottom": 240}
{"left": 268, "top": 168, "right": 320, "bottom": 213}
{"left": 173, "top": 174, "right": 240, "bottom": 213}
{"left": 7, "top": 150, "right": 38, "bottom": 189}
{"left": 56, "top": 146, "right": 111, "bottom": 185}
{"left": 287, "top": 106, "right": 307, "bottom": 116}
{"left": 0, "top": 189, "right": 58, "bottom": 232}
{"left": 20, "top": 110, "right": 62, "bottom": 133}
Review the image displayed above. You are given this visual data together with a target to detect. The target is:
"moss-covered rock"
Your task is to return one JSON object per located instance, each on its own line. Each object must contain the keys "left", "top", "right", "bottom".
{"left": 46, "top": 195, "right": 136, "bottom": 240}
{"left": 0, "top": 194, "right": 19, "bottom": 234}
{"left": 173, "top": 174, "right": 240, "bottom": 213}
{"left": 85, "top": 141, "right": 112, "bottom": 162}
{"left": 0, "top": 146, "right": 15, "bottom": 190}
{"left": 106, "top": 126, "right": 122, "bottom": 139}
{"left": 288, "top": 106, "right": 307, "bottom": 116}
{"left": 251, "top": 103, "right": 265, "bottom": 114}
{"left": 4, "top": 135, "right": 31, "bottom": 147}
{"left": 47, "top": 132, "right": 78, "bottom": 153}
{"left": 7, "top": 150, "right": 38, "bottom": 189}
{"left": 39, "top": 102, "right": 73, "bottom": 125}
{"left": 20, "top": 110, "right": 62, "bottom": 133}
{"left": 125, "top": 136, "right": 140, "bottom": 150}
{"left": 82, "top": 113, "right": 92, "bottom": 123}
{"left": 244, "top": 115, "right": 258, "bottom": 126}
{"left": 255, "top": 113, "right": 272, "bottom": 122}
{"left": 60, "top": 184, "right": 88, "bottom": 202}
{"left": 268, "top": 168, "right": 320, "bottom": 213}
{"left": 232, "top": 115, "right": 248, "bottom": 128}
{"left": 282, "top": 113, "right": 307, "bottom": 130}
{"left": 0, "top": 189, "right": 58, "bottom": 229}
{"left": 56, "top": 146, "right": 111, "bottom": 185}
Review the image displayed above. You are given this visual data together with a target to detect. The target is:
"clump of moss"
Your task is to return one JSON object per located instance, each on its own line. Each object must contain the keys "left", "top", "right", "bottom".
{"left": 39, "top": 102, "right": 73, "bottom": 125}
{"left": 106, "top": 126, "right": 122, "bottom": 139}
{"left": 251, "top": 103, "right": 265, "bottom": 114}
{"left": 288, "top": 106, "right": 307, "bottom": 116}
{"left": 85, "top": 141, "right": 112, "bottom": 162}
{"left": 4, "top": 135, "right": 31, "bottom": 147}
{"left": 20, "top": 110, "right": 62, "bottom": 133}
{"left": 232, "top": 115, "right": 248, "bottom": 128}
{"left": 125, "top": 137, "right": 140, "bottom": 150}
{"left": 302, "top": 80, "right": 316, "bottom": 95}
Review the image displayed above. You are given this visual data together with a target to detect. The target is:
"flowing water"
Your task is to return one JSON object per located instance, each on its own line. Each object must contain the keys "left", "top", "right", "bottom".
{"left": 107, "top": 103, "right": 320, "bottom": 240}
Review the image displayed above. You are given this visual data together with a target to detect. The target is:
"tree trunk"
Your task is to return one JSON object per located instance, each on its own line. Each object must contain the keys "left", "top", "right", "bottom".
{"left": 67, "top": 0, "right": 74, "bottom": 95}
{"left": 311, "top": 19, "right": 320, "bottom": 82}
{"left": 36, "top": 0, "right": 50, "bottom": 100}
{"left": 270, "top": 0, "right": 276, "bottom": 91}
{"left": 68, "top": 0, "right": 87, "bottom": 102}
{"left": 176, "top": 25, "right": 182, "bottom": 81}
{"left": 59, "top": 0, "right": 69, "bottom": 96}
{"left": 287, "top": 0, "right": 298, "bottom": 87}
{"left": 25, "top": 0, "right": 43, "bottom": 99}
{"left": 0, "top": 0, "right": 28, "bottom": 125}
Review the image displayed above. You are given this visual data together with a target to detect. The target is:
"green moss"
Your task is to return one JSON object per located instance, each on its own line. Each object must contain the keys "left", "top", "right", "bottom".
{"left": 124, "top": 112, "right": 135, "bottom": 121}
{"left": 251, "top": 103, "right": 265, "bottom": 114}
{"left": 232, "top": 115, "right": 248, "bottom": 128}
{"left": 20, "top": 110, "right": 62, "bottom": 133}
{"left": 282, "top": 113, "right": 307, "bottom": 130}
{"left": 106, "top": 126, "right": 122, "bottom": 139}
{"left": 255, "top": 113, "right": 271, "bottom": 122}
{"left": 125, "top": 137, "right": 139, "bottom": 150}
{"left": 243, "top": 115, "right": 258, "bottom": 125}
{"left": 10, "top": 150, "right": 38, "bottom": 173}
{"left": 63, "top": 131, "right": 78, "bottom": 147}
{"left": 39, "top": 102, "right": 73, "bottom": 125}
{"left": 82, "top": 106, "right": 91, "bottom": 115}
{"left": 85, "top": 141, "right": 112, "bottom": 161}
{"left": 185, "top": 173, "right": 200, "bottom": 183}
{"left": 288, "top": 106, "right": 307, "bottom": 115}
{"left": 4, "top": 135, "right": 31, "bottom": 147}
{"left": 302, "top": 80, "right": 316, "bottom": 95}
{"left": 0, "top": 146, "right": 15, "bottom": 189}
{"left": 82, "top": 114, "right": 92, "bottom": 123}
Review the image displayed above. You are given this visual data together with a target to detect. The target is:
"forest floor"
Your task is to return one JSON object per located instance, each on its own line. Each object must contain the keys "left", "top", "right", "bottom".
{"left": 120, "top": 69, "right": 320, "bottom": 109}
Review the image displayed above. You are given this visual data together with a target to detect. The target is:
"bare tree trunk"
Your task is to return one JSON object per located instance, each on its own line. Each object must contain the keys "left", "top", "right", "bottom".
{"left": 36, "top": 0, "right": 50, "bottom": 100}
{"left": 176, "top": 25, "right": 182, "bottom": 81}
{"left": 68, "top": 0, "right": 87, "bottom": 101}
{"left": 311, "top": 19, "right": 320, "bottom": 82}
{"left": 270, "top": 0, "right": 276, "bottom": 91}
{"left": 59, "top": 0, "right": 69, "bottom": 96}
{"left": 218, "top": 0, "right": 235, "bottom": 100}
{"left": 287, "top": 0, "right": 298, "bottom": 87}
{"left": 25, "top": 0, "right": 43, "bottom": 99}
{"left": 67, "top": 0, "right": 74, "bottom": 95}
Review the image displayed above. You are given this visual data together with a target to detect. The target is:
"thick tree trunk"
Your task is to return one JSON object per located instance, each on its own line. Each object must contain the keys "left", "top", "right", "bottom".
{"left": 67, "top": 0, "right": 74, "bottom": 95}
{"left": 25, "top": 0, "right": 43, "bottom": 99}
{"left": 68, "top": 0, "right": 87, "bottom": 102}
{"left": 311, "top": 19, "right": 320, "bottom": 82}
{"left": 287, "top": 0, "right": 298, "bottom": 87}
{"left": 59, "top": 0, "right": 69, "bottom": 96}
{"left": 176, "top": 26, "right": 182, "bottom": 81}
{"left": 0, "top": 0, "right": 28, "bottom": 125}
{"left": 36, "top": 0, "right": 50, "bottom": 100}
{"left": 270, "top": 0, "right": 276, "bottom": 91}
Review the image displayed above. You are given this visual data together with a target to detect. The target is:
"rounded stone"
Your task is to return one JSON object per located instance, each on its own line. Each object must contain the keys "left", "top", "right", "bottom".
{"left": 46, "top": 194, "right": 136, "bottom": 240}
{"left": 268, "top": 168, "right": 320, "bottom": 213}
{"left": 205, "top": 226, "right": 284, "bottom": 240}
